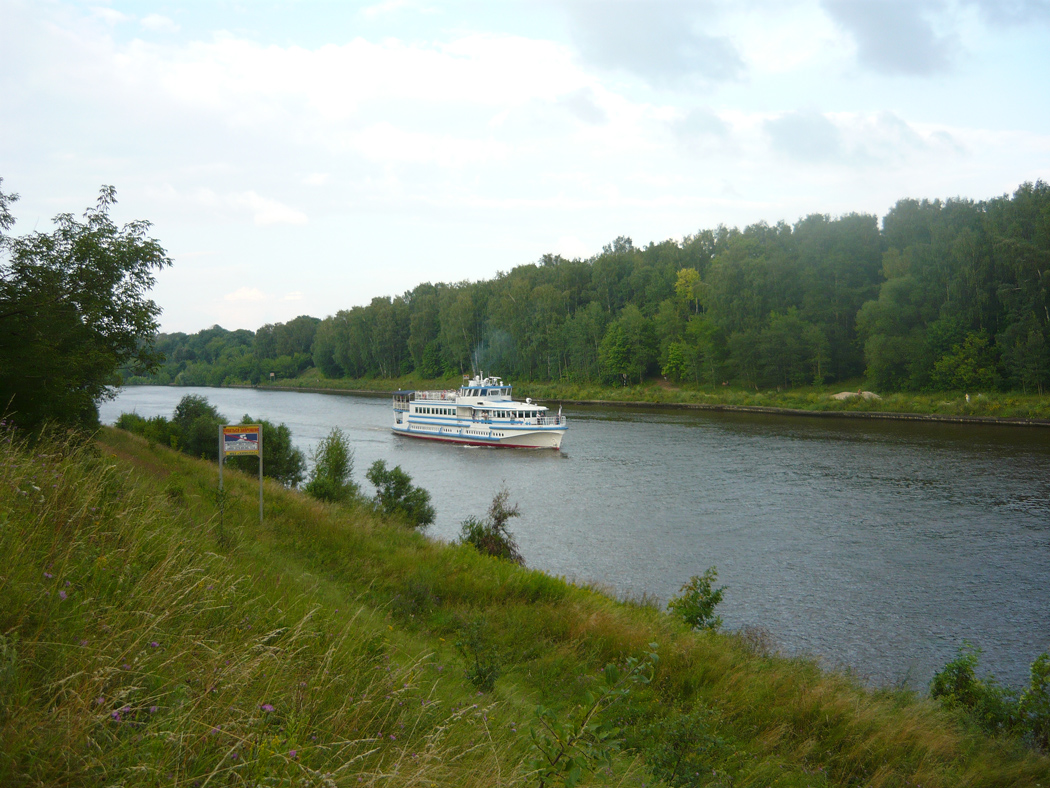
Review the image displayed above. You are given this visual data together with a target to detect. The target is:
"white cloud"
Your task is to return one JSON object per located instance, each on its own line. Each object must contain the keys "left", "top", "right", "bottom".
{"left": 224, "top": 287, "right": 268, "bottom": 302}
{"left": 360, "top": 0, "right": 422, "bottom": 18}
{"left": 91, "top": 6, "right": 129, "bottom": 25}
{"left": 140, "top": 14, "right": 180, "bottom": 33}
{"left": 231, "top": 192, "right": 308, "bottom": 226}
{"left": 822, "top": 0, "right": 959, "bottom": 75}
{"left": 283, "top": 291, "right": 305, "bottom": 301}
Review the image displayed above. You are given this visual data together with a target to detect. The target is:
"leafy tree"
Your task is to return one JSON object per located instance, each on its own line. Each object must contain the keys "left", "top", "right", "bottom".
{"left": 660, "top": 341, "right": 688, "bottom": 382}
{"left": 171, "top": 394, "right": 224, "bottom": 459}
{"left": 667, "top": 567, "right": 725, "bottom": 630}
{"left": 458, "top": 487, "right": 524, "bottom": 564}
{"left": 0, "top": 182, "right": 171, "bottom": 430}
{"left": 598, "top": 321, "right": 632, "bottom": 386}
{"left": 930, "top": 332, "right": 999, "bottom": 391}
{"left": 366, "top": 459, "right": 436, "bottom": 528}
{"left": 303, "top": 427, "right": 359, "bottom": 503}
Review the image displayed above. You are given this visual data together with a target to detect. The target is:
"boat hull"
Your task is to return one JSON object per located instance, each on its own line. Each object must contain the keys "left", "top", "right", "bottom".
{"left": 392, "top": 424, "right": 564, "bottom": 449}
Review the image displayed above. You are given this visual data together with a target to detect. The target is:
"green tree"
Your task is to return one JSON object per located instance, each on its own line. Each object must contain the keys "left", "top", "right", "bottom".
{"left": 458, "top": 487, "right": 524, "bottom": 564}
{"left": 661, "top": 341, "right": 687, "bottom": 382}
{"left": 366, "top": 459, "right": 436, "bottom": 528}
{"left": 303, "top": 427, "right": 359, "bottom": 503}
{"left": 171, "top": 394, "right": 224, "bottom": 459}
{"left": 0, "top": 182, "right": 171, "bottom": 430}
{"left": 930, "top": 332, "right": 999, "bottom": 391}
{"left": 667, "top": 567, "right": 725, "bottom": 631}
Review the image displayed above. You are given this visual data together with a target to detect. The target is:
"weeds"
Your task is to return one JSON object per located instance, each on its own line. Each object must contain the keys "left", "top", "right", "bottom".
{"left": 528, "top": 643, "right": 659, "bottom": 787}
{"left": 455, "top": 617, "right": 502, "bottom": 693}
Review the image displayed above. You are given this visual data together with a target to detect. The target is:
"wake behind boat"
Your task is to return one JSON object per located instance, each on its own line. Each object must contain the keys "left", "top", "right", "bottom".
{"left": 392, "top": 372, "right": 567, "bottom": 449}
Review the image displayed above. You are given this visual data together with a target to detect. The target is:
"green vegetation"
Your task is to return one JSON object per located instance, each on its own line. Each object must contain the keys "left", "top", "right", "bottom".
{"left": 117, "top": 394, "right": 306, "bottom": 486}
{"left": 931, "top": 644, "right": 1050, "bottom": 752}
{"left": 366, "top": 459, "right": 436, "bottom": 528}
{"left": 667, "top": 568, "right": 726, "bottom": 632}
{"left": 3, "top": 423, "right": 1049, "bottom": 785}
{"left": 0, "top": 181, "right": 170, "bottom": 430}
{"left": 303, "top": 427, "right": 359, "bottom": 503}
{"left": 458, "top": 487, "right": 525, "bottom": 565}
{"left": 129, "top": 181, "right": 1050, "bottom": 403}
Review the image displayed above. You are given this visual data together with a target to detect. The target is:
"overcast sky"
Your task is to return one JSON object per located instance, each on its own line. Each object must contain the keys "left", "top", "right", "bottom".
{"left": 3, "top": 0, "right": 1049, "bottom": 333}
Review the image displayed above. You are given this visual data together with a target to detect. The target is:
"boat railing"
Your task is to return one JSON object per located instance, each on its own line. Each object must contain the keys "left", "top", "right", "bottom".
{"left": 415, "top": 390, "right": 458, "bottom": 402}
{"left": 536, "top": 415, "right": 566, "bottom": 426}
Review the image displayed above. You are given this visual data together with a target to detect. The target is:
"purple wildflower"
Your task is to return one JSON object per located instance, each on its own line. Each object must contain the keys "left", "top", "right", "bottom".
{"left": 111, "top": 710, "right": 121, "bottom": 721}
{"left": 44, "top": 572, "right": 52, "bottom": 579}
{"left": 150, "top": 706, "right": 158, "bottom": 713}
{"left": 289, "top": 749, "right": 297, "bottom": 759}
{"left": 150, "top": 641, "right": 159, "bottom": 648}
{"left": 260, "top": 703, "right": 274, "bottom": 712}
{"left": 58, "top": 590, "right": 67, "bottom": 600}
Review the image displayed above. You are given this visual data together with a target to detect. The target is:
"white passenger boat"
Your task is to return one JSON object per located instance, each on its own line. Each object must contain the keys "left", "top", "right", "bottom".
{"left": 392, "top": 373, "right": 567, "bottom": 449}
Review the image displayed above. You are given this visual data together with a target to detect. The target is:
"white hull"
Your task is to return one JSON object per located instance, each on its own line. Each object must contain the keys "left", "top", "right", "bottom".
{"left": 392, "top": 422, "right": 565, "bottom": 449}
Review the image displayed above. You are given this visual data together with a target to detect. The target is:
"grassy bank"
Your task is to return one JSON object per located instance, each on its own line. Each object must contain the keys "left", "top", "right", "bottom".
{"left": 2, "top": 425, "right": 1049, "bottom": 786}
{"left": 243, "top": 371, "right": 1050, "bottom": 422}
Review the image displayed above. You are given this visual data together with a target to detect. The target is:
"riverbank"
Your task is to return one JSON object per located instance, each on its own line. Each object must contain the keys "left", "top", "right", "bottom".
{"left": 3, "top": 425, "right": 1047, "bottom": 785}
{"left": 211, "top": 374, "right": 1050, "bottom": 426}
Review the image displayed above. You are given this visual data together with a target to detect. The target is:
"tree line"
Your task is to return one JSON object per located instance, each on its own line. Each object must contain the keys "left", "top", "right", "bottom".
{"left": 136, "top": 181, "right": 1050, "bottom": 394}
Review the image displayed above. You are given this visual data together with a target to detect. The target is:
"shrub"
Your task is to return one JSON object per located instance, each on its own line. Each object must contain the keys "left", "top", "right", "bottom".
{"left": 930, "top": 643, "right": 1018, "bottom": 737}
{"left": 365, "top": 459, "right": 435, "bottom": 528}
{"left": 1019, "top": 652, "right": 1050, "bottom": 751}
{"left": 455, "top": 617, "right": 501, "bottom": 693}
{"left": 303, "top": 427, "right": 358, "bottom": 503}
{"left": 117, "top": 397, "right": 305, "bottom": 487}
{"left": 458, "top": 487, "right": 524, "bottom": 565}
{"left": 667, "top": 567, "right": 725, "bottom": 631}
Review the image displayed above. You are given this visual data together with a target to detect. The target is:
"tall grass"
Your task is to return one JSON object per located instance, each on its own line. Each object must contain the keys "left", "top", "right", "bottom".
{"left": 2, "top": 423, "right": 1049, "bottom": 786}
{"left": 0, "top": 426, "right": 518, "bottom": 786}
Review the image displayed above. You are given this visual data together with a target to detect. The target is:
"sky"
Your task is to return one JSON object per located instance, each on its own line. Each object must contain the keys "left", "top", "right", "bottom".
{"left": 2, "top": 0, "right": 1049, "bottom": 334}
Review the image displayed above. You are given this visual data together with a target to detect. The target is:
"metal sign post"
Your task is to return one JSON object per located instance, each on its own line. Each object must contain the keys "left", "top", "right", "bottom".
{"left": 219, "top": 424, "right": 264, "bottom": 526}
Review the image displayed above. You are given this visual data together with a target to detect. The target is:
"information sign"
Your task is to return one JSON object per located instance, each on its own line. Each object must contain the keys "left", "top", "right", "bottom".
{"left": 223, "top": 426, "right": 260, "bottom": 455}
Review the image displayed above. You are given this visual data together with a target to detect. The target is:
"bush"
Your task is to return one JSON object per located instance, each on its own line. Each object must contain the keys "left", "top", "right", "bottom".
{"left": 365, "top": 459, "right": 435, "bottom": 528}
{"left": 667, "top": 567, "right": 725, "bottom": 631}
{"left": 303, "top": 427, "right": 358, "bottom": 503}
{"left": 1019, "top": 653, "right": 1050, "bottom": 751}
{"left": 117, "top": 396, "right": 305, "bottom": 487}
{"left": 458, "top": 487, "right": 524, "bottom": 565}
{"left": 930, "top": 643, "right": 1018, "bottom": 737}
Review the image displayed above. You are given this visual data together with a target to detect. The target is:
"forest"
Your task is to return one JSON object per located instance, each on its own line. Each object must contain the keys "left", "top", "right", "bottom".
{"left": 133, "top": 181, "right": 1050, "bottom": 395}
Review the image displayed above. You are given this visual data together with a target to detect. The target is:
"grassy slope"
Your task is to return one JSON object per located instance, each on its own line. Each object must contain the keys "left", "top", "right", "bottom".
{"left": 1, "top": 426, "right": 1048, "bottom": 787}
{"left": 248, "top": 372, "right": 1050, "bottom": 422}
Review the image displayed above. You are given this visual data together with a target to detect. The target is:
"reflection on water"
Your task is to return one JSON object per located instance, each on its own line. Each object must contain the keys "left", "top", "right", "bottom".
{"left": 100, "top": 387, "right": 1050, "bottom": 688}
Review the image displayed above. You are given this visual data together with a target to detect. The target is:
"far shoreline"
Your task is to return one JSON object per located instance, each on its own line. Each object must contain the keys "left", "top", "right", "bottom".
{"left": 128, "top": 381, "right": 1050, "bottom": 429}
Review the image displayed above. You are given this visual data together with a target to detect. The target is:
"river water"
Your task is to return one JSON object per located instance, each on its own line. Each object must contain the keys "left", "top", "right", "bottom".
{"left": 99, "top": 386, "right": 1050, "bottom": 690}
